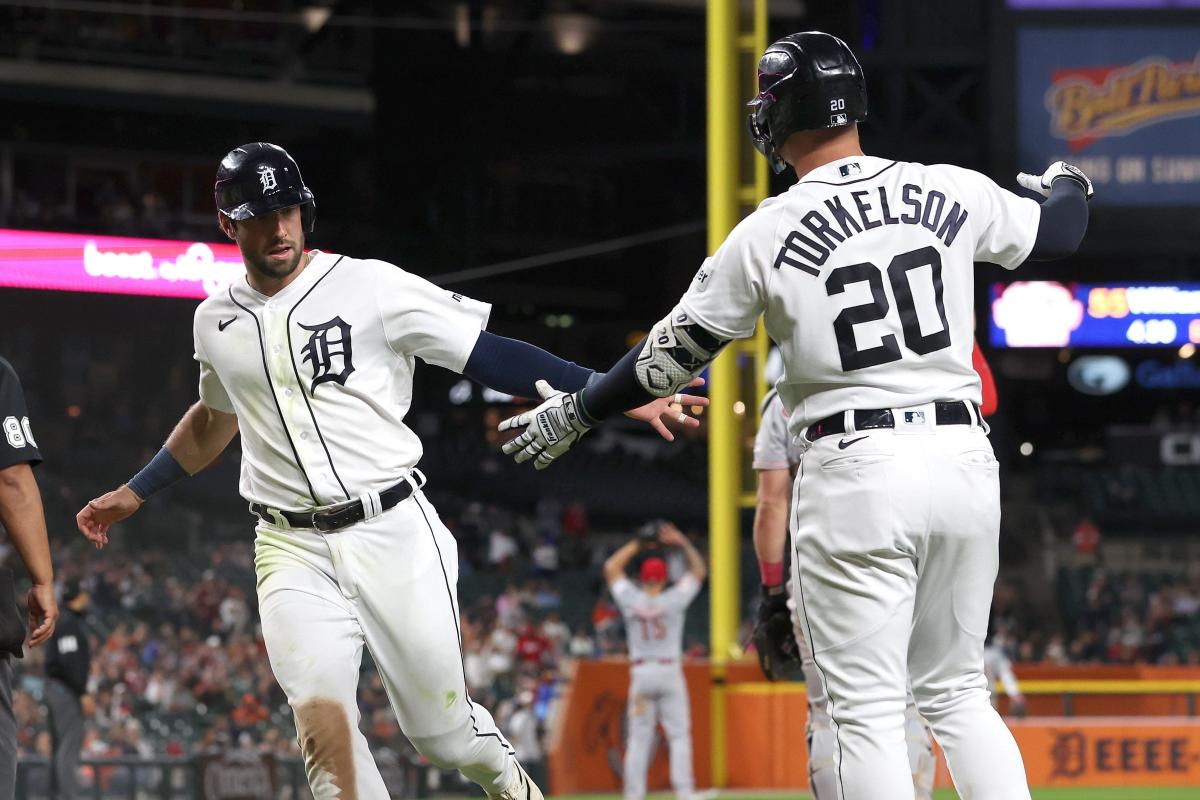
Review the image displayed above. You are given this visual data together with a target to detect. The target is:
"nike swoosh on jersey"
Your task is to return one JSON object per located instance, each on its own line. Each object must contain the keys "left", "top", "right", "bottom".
{"left": 837, "top": 436, "right": 868, "bottom": 449}
{"left": 218, "top": 316, "right": 238, "bottom": 331}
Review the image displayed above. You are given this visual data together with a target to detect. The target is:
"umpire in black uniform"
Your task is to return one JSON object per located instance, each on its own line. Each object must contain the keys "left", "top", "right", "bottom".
{"left": 46, "top": 578, "right": 91, "bottom": 800}
{"left": 0, "top": 356, "right": 59, "bottom": 795}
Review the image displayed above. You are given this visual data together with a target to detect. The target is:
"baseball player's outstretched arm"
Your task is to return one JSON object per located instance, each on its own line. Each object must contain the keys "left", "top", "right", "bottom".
{"left": 463, "top": 331, "right": 596, "bottom": 398}
{"left": 76, "top": 401, "right": 238, "bottom": 548}
{"left": 660, "top": 524, "right": 706, "bottom": 581}
{"left": 604, "top": 539, "right": 643, "bottom": 587}
{"left": 471, "top": 333, "right": 708, "bottom": 443}
{"left": 1017, "top": 162, "right": 1092, "bottom": 261}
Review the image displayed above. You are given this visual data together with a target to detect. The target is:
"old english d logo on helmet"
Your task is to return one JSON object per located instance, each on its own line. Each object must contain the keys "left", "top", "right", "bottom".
{"left": 747, "top": 32, "right": 869, "bottom": 173}
{"left": 214, "top": 142, "right": 317, "bottom": 232}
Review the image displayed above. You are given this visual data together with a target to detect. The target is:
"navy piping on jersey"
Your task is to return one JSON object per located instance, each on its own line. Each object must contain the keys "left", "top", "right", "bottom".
{"left": 416, "top": 496, "right": 517, "bottom": 756}
{"left": 797, "top": 160, "right": 898, "bottom": 188}
{"left": 285, "top": 256, "right": 351, "bottom": 502}
{"left": 791, "top": 458, "right": 848, "bottom": 800}
{"left": 227, "top": 287, "right": 320, "bottom": 504}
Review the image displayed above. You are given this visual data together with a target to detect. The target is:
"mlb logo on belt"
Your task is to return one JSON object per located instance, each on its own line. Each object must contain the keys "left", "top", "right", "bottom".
{"left": 903, "top": 411, "right": 926, "bottom": 425}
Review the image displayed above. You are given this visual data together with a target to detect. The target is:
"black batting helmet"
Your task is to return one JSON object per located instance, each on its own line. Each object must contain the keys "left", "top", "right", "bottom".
{"left": 214, "top": 142, "right": 316, "bottom": 232}
{"left": 747, "top": 32, "right": 868, "bottom": 174}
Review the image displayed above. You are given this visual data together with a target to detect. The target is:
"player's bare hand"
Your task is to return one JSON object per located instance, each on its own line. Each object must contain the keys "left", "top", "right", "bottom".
{"left": 25, "top": 583, "right": 58, "bottom": 647}
{"left": 498, "top": 380, "right": 593, "bottom": 470}
{"left": 76, "top": 485, "right": 142, "bottom": 549}
{"left": 623, "top": 377, "right": 709, "bottom": 442}
{"left": 657, "top": 522, "right": 688, "bottom": 547}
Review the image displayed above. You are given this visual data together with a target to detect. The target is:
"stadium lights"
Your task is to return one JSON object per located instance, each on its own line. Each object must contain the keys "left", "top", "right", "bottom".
{"left": 548, "top": 12, "right": 596, "bottom": 55}
{"left": 301, "top": 4, "right": 333, "bottom": 34}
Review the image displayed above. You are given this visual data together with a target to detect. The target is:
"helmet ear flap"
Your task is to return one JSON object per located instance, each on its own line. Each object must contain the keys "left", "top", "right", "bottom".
{"left": 301, "top": 202, "right": 316, "bottom": 234}
{"left": 747, "top": 112, "right": 789, "bottom": 175}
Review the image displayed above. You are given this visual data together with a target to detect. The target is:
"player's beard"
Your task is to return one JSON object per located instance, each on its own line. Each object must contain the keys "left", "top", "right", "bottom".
{"left": 246, "top": 241, "right": 303, "bottom": 281}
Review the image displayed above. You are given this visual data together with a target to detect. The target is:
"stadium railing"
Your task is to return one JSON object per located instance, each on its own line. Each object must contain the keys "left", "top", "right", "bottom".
{"left": 14, "top": 753, "right": 432, "bottom": 799}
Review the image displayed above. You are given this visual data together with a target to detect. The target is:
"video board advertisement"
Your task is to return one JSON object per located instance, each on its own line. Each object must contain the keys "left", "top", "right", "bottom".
{"left": 990, "top": 281, "right": 1200, "bottom": 347}
{"left": 1017, "top": 27, "right": 1200, "bottom": 206}
{"left": 1010, "top": 1, "right": 1200, "bottom": 8}
{"left": 0, "top": 228, "right": 243, "bottom": 299}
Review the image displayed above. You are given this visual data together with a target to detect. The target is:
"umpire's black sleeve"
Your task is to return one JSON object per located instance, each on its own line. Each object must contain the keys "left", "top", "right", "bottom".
{"left": 1027, "top": 181, "right": 1089, "bottom": 262}
{"left": 0, "top": 357, "right": 42, "bottom": 469}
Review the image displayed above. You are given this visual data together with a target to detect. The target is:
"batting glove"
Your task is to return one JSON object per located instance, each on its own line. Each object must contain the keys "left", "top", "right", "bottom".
{"left": 498, "top": 380, "right": 593, "bottom": 470}
{"left": 1016, "top": 160, "right": 1094, "bottom": 200}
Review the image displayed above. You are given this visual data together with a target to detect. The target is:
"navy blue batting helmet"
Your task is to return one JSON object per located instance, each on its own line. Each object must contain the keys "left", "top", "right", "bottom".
{"left": 747, "top": 32, "right": 868, "bottom": 174}
{"left": 214, "top": 142, "right": 316, "bottom": 232}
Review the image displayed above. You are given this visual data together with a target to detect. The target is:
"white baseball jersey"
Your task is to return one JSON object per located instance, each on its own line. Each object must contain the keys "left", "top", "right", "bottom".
{"left": 611, "top": 575, "right": 700, "bottom": 661}
{"left": 751, "top": 390, "right": 803, "bottom": 471}
{"left": 681, "top": 155, "right": 1039, "bottom": 432}
{"left": 192, "top": 250, "right": 490, "bottom": 510}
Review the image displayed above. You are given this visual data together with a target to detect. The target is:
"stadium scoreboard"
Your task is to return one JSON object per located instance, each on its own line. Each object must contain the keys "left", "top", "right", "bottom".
{"left": 990, "top": 281, "right": 1200, "bottom": 348}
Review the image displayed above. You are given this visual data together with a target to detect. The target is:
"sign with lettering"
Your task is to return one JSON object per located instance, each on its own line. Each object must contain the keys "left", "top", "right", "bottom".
{"left": 0, "top": 227, "right": 244, "bottom": 299}
{"left": 990, "top": 282, "right": 1200, "bottom": 348}
{"left": 1017, "top": 27, "right": 1200, "bottom": 206}
{"left": 1011, "top": 720, "right": 1200, "bottom": 786}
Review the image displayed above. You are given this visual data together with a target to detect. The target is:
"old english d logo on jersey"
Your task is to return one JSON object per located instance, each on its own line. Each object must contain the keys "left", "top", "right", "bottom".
{"left": 299, "top": 316, "right": 355, "bottom": 393}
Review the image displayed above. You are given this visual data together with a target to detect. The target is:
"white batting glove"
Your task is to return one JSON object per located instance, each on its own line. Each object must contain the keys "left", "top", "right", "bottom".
{"left": 498, "top": 380, "right": 593, "bottom": 470}
{"left": 1016, "top": 160, "right": 1094, "bottom": 200}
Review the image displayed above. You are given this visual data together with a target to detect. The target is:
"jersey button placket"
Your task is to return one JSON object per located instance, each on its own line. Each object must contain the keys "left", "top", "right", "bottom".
{"left": 265, "top": 310, "right": 324, "bottom": 504}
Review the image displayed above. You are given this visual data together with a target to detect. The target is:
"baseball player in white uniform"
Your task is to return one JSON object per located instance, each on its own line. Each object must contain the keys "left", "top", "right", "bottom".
{"left": 74, "top": 142, "right": 706, "bottom": 800}
{"left": 497, "top": 32, "right": 1093, "bottom": 800}
{"left": 984, "top": 632, "right": 1027, "bottom": 716}
{"left": 603, "top": 523, "right": 705, "bottom": 800}
{"left": 751, "top": 390, "right": 935, "bottom": 800}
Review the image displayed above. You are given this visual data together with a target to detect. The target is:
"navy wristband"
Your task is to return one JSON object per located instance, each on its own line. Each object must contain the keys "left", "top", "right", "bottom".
{"left": 126, "top": 447, "right": 188, "bottom": 501}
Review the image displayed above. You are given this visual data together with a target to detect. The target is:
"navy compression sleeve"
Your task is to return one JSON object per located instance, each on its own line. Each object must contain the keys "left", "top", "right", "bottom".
{"left": 463, "top": 331, "right": 596, "bottom": 398}
{"left": 577, "top": 338, "right": 654, "bottom": 423}
{"left": 1028, "top": 180, "right": 1089, "bottom": 261}
{"left": 126, "top": 447, "right": 188, "bottom": 501}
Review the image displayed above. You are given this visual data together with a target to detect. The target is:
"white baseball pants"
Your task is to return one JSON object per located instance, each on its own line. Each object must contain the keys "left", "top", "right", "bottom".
{"left": 254, "top": 490, "right": 518, "bottom": 799}
{"left": 791, "top": 417, "right": 1030, "bottom": 800}
{"left": 623, "top": 662, "right": 694, "bottom": 800}
{"left": 792, "top": 549, "right": 935, "bottom": 800}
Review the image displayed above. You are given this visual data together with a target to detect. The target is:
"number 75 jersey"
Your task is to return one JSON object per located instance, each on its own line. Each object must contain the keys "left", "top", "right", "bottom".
{"left": 681, "top": 155, "right": 1040, "bottom": 433}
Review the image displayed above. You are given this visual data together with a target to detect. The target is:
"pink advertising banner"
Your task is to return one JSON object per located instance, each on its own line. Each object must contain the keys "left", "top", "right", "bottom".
{"left": 0, "top": 228, "right": 245, "bottom": 300}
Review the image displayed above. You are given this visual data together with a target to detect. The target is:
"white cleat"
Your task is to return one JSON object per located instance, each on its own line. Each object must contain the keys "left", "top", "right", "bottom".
{"left": 489, "top": 764, "right": 545, "bottom": 800}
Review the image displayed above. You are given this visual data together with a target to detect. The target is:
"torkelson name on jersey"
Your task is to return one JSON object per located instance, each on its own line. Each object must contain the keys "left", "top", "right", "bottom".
{"left": 775, "top": 184, "right": 969, "bottom": 276}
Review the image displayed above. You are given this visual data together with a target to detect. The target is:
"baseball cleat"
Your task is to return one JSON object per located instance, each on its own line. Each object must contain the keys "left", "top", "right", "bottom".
{"left": 489, "top": 763, "right": 544, "bottom": 800}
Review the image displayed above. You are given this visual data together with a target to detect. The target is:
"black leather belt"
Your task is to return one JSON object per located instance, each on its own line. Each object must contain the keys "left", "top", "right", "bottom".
{"left": 805, "top": 401, "right": 976, "bottom": 443}
{"left": 250, "top": 470, "right": 426, "bottom": 532}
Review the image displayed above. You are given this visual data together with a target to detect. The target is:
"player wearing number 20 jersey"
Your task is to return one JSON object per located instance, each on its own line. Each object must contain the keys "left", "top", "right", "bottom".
{"left": 683, "top": 154, "right": 1036, "bottom": 434}
{"left": 500, "top": 31, "right": 1091, "bottom": 800}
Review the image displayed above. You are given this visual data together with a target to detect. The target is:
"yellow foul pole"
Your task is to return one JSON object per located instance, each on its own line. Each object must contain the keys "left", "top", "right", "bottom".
{"left": 706, "top": 0, "right": 767, "bottom": 789}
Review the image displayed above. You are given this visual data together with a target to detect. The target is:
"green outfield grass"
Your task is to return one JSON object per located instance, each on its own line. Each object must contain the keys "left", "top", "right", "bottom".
{"left": 567, "top": 790, "right": 1199, "bottom": 800}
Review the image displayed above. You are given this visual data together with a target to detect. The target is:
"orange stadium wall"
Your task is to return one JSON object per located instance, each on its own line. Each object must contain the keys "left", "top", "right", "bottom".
{"left": 548, "top": 660, "right": 1200, "bottom": 794}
